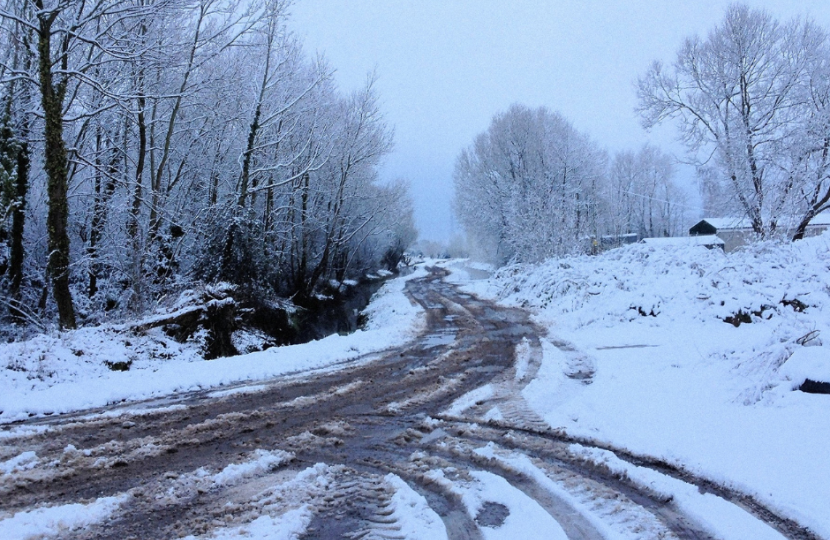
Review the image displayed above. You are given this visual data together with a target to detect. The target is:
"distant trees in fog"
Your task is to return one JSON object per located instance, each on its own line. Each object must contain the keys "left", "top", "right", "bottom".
{"left": 453, "top": 105, "right": 687, "bottom": 263}
{"left": 608, "top": 146, "right": 688, "bottom": 241}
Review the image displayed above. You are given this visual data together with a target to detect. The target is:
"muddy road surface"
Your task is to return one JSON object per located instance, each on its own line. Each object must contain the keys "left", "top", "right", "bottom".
{"left": 0, "top": 267, "right": 814, "bottom": 539}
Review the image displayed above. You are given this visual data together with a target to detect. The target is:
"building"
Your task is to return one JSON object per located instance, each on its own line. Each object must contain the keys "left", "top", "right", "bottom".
{"left": 689, "top": 215, "right": 830, "bottom": 252}
{"left": 599, "top": 233, "right": 639, "bottom": 250}
{"left": 688, "top": 218, "right": 754, "bottom": 252}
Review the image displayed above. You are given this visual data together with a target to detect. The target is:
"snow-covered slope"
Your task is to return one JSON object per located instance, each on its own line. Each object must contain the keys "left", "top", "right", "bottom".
{"left": 457, "top": 236, "right": 830, "bottom": 537}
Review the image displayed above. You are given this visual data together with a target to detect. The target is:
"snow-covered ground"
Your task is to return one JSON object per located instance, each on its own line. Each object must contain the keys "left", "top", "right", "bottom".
{"left": 450, "top": 235, "right": 830, "bottom": 537}
{"left": 5, "top": 249, "right": 830, "bottom": 538}
{"left": 0, "top": 268, "right": 427, "bottom": 424}
{"left": 0, "top": 494, "right": 129, "bottom": 539}
{"left": 426, "top": 467, "right": 569, "bottom": 540}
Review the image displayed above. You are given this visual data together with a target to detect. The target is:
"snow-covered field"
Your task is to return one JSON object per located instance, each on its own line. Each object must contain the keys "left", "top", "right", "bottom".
{"left": 0, "top": 268, "right": 427, "bottom": 424}
{"left": 4, "top": 247, "right": 830, "bottom": 538}
{"left": 451, "top": 235, "right": 830, "bottom": 537}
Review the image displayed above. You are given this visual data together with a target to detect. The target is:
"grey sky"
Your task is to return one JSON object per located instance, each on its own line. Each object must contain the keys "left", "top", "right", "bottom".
{"left": 289, "top": 1, "right": 830, "bottom": 242}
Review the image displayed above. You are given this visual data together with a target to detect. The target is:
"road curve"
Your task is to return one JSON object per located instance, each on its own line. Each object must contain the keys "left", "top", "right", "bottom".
{"left": 0, "top": 267, "right": 815, "bottom": 540}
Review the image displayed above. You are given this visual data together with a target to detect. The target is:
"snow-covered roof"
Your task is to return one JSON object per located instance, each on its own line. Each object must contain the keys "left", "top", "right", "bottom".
{"left": 641, "top": 235, "right": 724, "bottom": 246}
{"left": 697, "top": 217, "right": 752, "bottom": 231}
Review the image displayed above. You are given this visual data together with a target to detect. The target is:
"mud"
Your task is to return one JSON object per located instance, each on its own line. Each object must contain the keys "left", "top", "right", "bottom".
{"left": 0, "top": 267, "right": 814, "bottom": 540}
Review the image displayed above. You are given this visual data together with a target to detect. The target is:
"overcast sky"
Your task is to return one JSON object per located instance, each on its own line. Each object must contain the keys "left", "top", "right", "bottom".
{"left": 289, "top": 1, "right": 830, "bottom": 242}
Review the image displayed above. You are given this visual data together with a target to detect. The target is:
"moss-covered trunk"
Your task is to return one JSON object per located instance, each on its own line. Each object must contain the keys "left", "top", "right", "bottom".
{"left": 36, "top": 9, "right": 76, "bottom": 329}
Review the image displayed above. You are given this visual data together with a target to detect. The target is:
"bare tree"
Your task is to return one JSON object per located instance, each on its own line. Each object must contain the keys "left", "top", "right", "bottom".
{"left": 0, "top": 0, "right": 415, "bottom": 332}
{"left": 790, "top": 30, "right": 830, "bottom": 239}
{"left": 608, "top": 145, "right": 687, "bottom": 239}
{"left": 637, "top": 4, "right": 821, "bottom": 237}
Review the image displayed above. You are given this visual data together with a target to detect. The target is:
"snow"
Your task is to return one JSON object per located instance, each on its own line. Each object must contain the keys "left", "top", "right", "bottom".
{"left": 0, "top": 494, "right": 128, "bottom": 539}
{"left": 568, "top": 444, "right": 785, "bottom": 540}
{"left": 473, "top": 442, "right": 669, "bottom": 539}
{"left": 444, "top": 384, "right": 494, "bottom": 417}
{"left": 453, "top": 234, "right": 830, "bottom": 537}
{"left": 699, "top": 213, "right": 830, "bottom": 231}
{"left": 6, "top": 237, "right": 830, "bottom": 535}
{"left": 192, "top": 506, "right": 314, "bottom": 540}
{"left": 513, "top": 337, "right": 532, "bottom": 382}
{"left": 696, "top": 217, "right": 754, "bottom": 231}
{"left": 182, "top": 463, "right": 334, "bottom": 540}
{"left": 640, "top": 234, "right": 723, "bottom": 246}
{"left": 384, "top": 474, "right": 448, "bottom": 539}
{"left": 0, "top": 451, "right": 38, "bottom": 474}
{"left": 521, "top": 340, "right": 584, "bottom": 421}
{"left": 0, "top": 268, "right": 426, "bottom": 423}
{"left": 183, "top": 468, "right": 446, "bottom": 540}
{"left": 211, "top": 449, "right": 294, "bottom": 486}
{"left": 0, "top": 425, "right": 51, "bottom": 441}
{"left": 426, "top": 468, "right": 568, "bottom": 540}
{"left": 441, "top": 259, "right": 495, "bottom": 284}
{"left": 207, "top": 384, "right": 270, "bottom": 399}
{"left": 779, "top": 346, "right": 830, "bottom": 386}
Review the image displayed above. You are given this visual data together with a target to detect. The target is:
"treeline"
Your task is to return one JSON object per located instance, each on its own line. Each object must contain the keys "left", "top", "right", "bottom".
{"left": 454, "top": 105, "right": 687, "bottom": 263}
{"left": 0, "top": 0, "right": 415, "bottom": 332}
{"left": 456, "top": 4, "right": 830, "bottom": 264}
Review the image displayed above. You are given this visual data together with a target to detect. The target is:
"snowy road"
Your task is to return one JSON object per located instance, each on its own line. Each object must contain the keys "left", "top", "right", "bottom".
{"left": 0, "top": 267, "right": 814, "bottom": 539}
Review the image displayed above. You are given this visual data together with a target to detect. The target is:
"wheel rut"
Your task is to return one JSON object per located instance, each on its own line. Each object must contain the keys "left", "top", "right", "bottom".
{"left": 0, "top": 266, "right": 812, "bottom": 540}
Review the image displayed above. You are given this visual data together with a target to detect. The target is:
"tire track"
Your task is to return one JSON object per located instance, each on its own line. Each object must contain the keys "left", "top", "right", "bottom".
{"left": 0, "top": 267, "right": 815, "bottom": 540}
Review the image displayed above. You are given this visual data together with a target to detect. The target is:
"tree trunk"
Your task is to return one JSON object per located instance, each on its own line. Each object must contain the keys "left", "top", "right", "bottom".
{"left": 237, "top": 101, "right": 262, "bottom": 208}
{"left": 150, "top": 5, "right": 204, "bottom": 239}
{"left": 88, "top": 129, "right": 118, "bottom": 298}
{"left": 9, "top": 125, "right": 28, "bottom": 306}
{"left": 6, "top": 31, "right": 31, "bottom": 319}
{"left": 127, "top": 56, "right": 147, "bottom": 311}
{"left": 36, "top": 9, "right": 76, "bottom": 329}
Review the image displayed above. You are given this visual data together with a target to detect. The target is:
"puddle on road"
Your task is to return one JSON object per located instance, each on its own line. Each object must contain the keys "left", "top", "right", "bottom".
{"left": 475, "top": 501, "right": 510, "bottom": 528}
{"left": 421, "top": 331, "right": 457, "bottom": 349}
